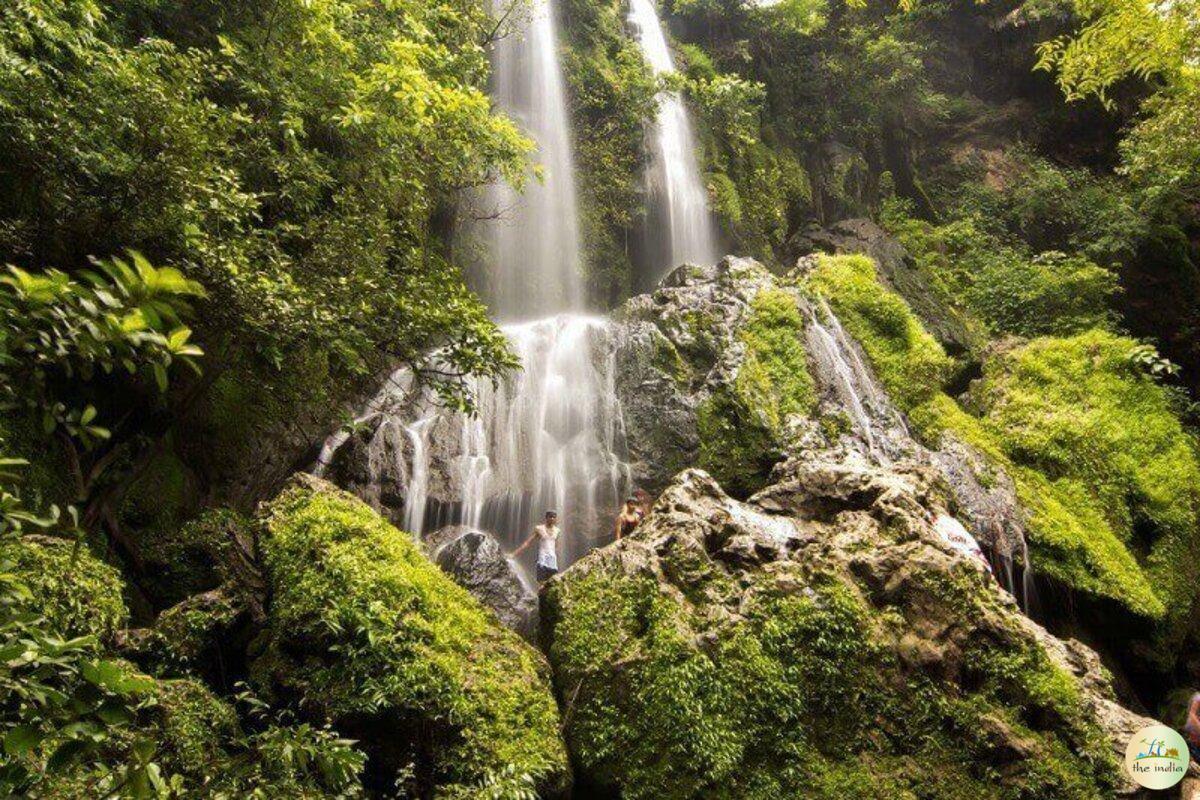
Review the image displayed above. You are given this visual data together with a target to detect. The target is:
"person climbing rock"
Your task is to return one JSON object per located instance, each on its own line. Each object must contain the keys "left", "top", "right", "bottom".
{"left": 614, "top": 497, "right": 643, "bottom": 542}
{"left": 1185, "top": 691, "right": 1200, "bottom": 763}
{"left": 513, "top": 511, "right": 561, "bottom": 584}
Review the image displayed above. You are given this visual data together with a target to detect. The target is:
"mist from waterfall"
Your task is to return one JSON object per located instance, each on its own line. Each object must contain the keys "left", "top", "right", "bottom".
{"left": 481, "top": 0, "right": 583, "bottom": 319}
{"left": 628, "top": 0, "right": 720, "bottom": 282}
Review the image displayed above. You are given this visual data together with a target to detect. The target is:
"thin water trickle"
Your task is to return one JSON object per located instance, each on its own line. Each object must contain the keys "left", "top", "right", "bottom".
{"left": 627, "top": 0, "right": 719, "bottom": 281}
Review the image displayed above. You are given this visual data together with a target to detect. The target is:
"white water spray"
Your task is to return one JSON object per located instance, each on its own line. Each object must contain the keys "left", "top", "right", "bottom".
{"left": 628, "top": 0, "right": 720, "bottom": 280}
{"left": 482, "top": 0, "right": 584, "bottom": 318}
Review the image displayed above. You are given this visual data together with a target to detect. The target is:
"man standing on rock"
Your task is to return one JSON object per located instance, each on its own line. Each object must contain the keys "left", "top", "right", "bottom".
{"left": 513, "top": 510, "right": 561, "bottom": 585}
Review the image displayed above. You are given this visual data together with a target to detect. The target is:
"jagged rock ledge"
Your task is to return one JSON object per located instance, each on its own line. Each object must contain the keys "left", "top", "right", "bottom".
{"left": 543, "top": 460, "right": 1156, "bottom": 798}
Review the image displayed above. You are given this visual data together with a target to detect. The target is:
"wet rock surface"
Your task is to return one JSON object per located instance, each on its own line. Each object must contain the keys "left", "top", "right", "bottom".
{"left": 427, "top": 525, "right": 538, "bottom": 640}
{"left": 544, "top": 462, "right": 1156, "bottom": 798}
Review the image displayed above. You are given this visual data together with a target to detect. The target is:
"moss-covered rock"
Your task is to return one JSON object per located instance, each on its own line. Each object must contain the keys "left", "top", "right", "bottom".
{"left": 545, "top": 466, "right": 1137, "bottom": 800}
{"left": 804, "top": 252, "right": 1200, "bottom": 668}
{"left": 2, "top": 535, "right": 127, "bottom": 641}
{"left": 123, "top": 505, "right": 260, "bottom": 610}
{"left": 695, "top": 388, "right": 781, "bottom": 497}
{"left": 735, "top": 286, "right": 817, "bottom": 432}
{"left": 616, "top": 257, "right": 823, "bottom": 496}
{"left": 916, "top": 332, "right": 1200, "bottom": 667}
{"left": 250, "top": 475, "right": 568, "bottom": 796}
{"left": 804, "top": 253, "right": 953, "bottom": 410}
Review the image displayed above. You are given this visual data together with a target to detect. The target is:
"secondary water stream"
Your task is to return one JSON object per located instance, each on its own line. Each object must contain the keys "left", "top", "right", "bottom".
{"left": 627, "top": 0, "right": 720, "bottom": 282}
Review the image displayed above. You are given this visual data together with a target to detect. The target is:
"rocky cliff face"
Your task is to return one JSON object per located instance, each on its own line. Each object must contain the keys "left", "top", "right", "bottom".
{"left": 612, "top": 257, "right": 1028, "bottom": 567}
{"left": 543, "top": 462, "right": 1153, "bottom": 799}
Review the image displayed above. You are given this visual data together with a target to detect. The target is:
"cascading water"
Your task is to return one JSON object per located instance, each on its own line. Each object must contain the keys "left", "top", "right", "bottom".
{"left": 481, "top": 0, "right": 583, "bottom": 318}
{"left": 317, "top": 0, "right": 633, "bottom": 576}
{"left": 803, "top": 298, "right": 911, "bottom": 464}
{"left": 318, "top": 315, "right": 632, "bottom": 570}
{"left": 627, "top": 0, "right": 720, "bottom": 282}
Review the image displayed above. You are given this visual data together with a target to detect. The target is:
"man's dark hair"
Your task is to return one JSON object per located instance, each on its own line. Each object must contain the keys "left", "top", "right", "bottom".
{"left": 545, "top": 510, "right": 557, "bottom": 518}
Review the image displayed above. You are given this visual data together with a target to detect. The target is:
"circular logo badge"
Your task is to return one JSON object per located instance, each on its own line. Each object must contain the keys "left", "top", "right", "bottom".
{"left": 1125, "top": 724, "right": 1189, "bottom": 790}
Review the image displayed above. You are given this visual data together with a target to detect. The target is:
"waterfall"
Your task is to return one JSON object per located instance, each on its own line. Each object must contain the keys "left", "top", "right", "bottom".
{"left": 481, "top": 0, "right": 583, "bottom": 318}
{"left": 627, "top": 0, "right": 720, "bottom": 281}
{"left": 803, "top": 298, "right": 911, "bottom": 463}
{"left": 320, "top": 315, "right": 632, "bottom": 571}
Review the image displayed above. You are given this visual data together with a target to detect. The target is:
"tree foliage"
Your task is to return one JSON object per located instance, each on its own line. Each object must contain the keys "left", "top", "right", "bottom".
{"left": 0, "top": 0, "right": 526, "bottom": 399}
{"left": 1037, "top": 0, "right": 1200, "bottom": 209}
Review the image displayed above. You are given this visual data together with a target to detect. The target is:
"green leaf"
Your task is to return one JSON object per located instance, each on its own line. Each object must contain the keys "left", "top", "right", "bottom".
{"left": 3, "top": 725, "right": 43, "bottom": 757}
{"left": 45, "top": 738, "right": 89, "bottom": 772}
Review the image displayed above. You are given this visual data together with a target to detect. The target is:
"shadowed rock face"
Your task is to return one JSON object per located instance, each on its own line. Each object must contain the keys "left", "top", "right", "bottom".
{"left": 544, "top": 462, "right": 1156, "bottom": 799}
{"left": 427, "top": 526, "right": 538, "bottom": 641}
{"left": 788, "top": 217, "right": 980, "bottom": 357}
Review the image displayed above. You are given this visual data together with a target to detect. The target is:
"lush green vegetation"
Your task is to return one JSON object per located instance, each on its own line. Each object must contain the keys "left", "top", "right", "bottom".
{"left": 2, "top": 0, "right": 1200, "bottom": 790}
{"left": 808, "top": 254, "right": 1199, "bottom": 665}
{"left": 547, "top": 549, "right": 1118, "bottom": 799}
{"left": 253, "top": 476, "right": 568, "bottom": 796}
{"left": 0, "top": 0, "right": 527, "bottom": 579}
{"left": 0, "top": 461, "right": 364, "bottom": 797}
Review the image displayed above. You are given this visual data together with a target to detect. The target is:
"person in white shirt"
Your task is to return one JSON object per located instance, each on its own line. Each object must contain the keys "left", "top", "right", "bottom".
{"left": 513, "top": 510, "right": 562, "bottom": 584}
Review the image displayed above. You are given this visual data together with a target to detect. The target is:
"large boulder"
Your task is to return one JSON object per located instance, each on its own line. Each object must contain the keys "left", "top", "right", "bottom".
{"left": 427, "top": 526, "right": 539, "bottom": 640}
{"left": 248, "top": 475, "right": 569, "bottom": 797}
{"left": 613, "top": 257, "right": 826, "bottom": 496}
{"left": 544, "top": 463, "right": 1152, "bottom": 799}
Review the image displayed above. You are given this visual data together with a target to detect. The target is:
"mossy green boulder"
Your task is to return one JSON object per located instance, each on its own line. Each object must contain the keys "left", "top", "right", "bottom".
{"left": 808, "top": 252, "right": 1200, "bottom": 669}
{"left": 914, "top": 332, "right": 1200, "bottom": 664}
{"left": 544, "top": 466, "right": 1135, "bottom": 800}
{"left": 2, "top": 535, "right": 128, "bottom": 641}
{"left": 249, "top": 475, "right": 569, "bottom": 796}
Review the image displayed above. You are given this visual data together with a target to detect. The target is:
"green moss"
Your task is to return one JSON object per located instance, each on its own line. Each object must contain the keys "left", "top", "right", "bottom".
{"left": 913, "top": 392, "right": 1164, "bottom": 618}
{"left": 697, "top": 390, "right": 780, "bottom": 498}
{"left": 151, "top": 590, "right": 241, "bottom": 670}
{"left": 801, "top": 253, "right": 1190, "bottom": 636}
{"left": 650, "top": 334, "right": 693, "bottom": 389}
{"left": 910, "top": 326, "right": 1200, "bottom": 633}
{"left": 1, "top": 535, "right": 128, "bottom": 640}
{"left": 154, "top": 678, "right": 242, "bottom": 779}
{"left": 546, "top": 558, "right": 1118, "bottom": 800}
{"left": 735, "top": 287, "right": 817, "bottom": 432}
{"left": 806, "top": 254, "right": 952, "bottom": 410}
{"left": 979, "top": 332, "right": 1200, "bottom": 619}
{"left": 252, "top": 477, "right": 568, "bottom": 794}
